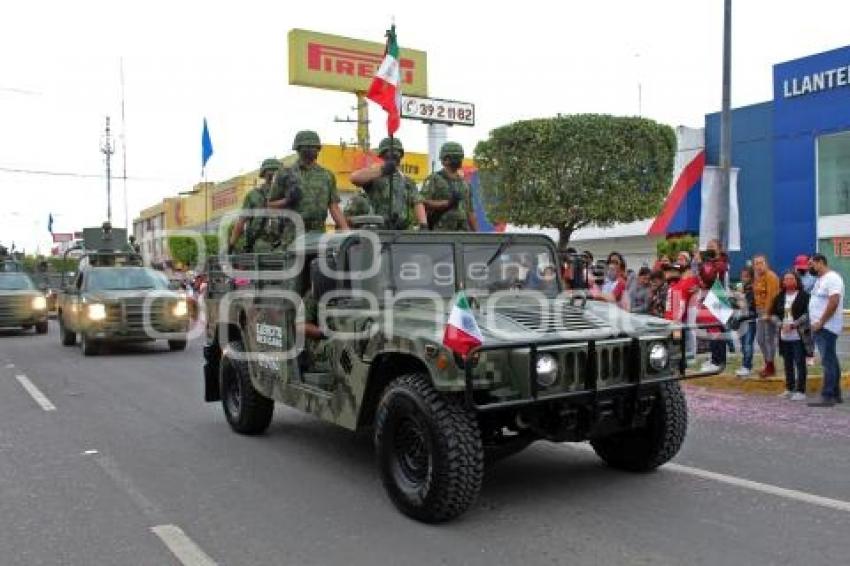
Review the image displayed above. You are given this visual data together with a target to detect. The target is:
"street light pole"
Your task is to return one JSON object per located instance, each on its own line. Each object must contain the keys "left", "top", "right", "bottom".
{"left": 719, "top": 0, "right": 732, "bottom": 250}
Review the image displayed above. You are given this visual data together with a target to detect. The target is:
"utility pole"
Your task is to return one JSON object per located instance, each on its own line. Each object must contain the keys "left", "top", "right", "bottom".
{"left": 334, "top": 95, "right": 371, "bottom": 152}
{"left": 120, "top": 58, "right": 128, "bottom": 231}
{"left": 719, "top": 0, "right": 732, "bottom": 250}
{"left": 101, "top": 116, "right": 115, "bottom": 224}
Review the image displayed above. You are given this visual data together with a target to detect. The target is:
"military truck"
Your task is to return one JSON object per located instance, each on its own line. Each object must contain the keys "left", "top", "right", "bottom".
{"left": 0, "top": 271, "right": 49, "bottom": 334}
{"left": 56, "top": 223, "right": 190, "bottom": 356}
{"left": 202, "top": 228, "right": 718, "bottom": 522}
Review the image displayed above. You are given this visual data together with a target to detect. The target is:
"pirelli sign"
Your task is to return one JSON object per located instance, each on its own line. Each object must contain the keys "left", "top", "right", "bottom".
{"left": 288, "top": 29, "right": 428, "bottom": 96}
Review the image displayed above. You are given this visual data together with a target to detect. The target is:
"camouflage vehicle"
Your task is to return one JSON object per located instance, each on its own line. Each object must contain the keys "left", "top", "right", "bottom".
{"left": 202, "top": 227, "right": 716, "bottom": 522}
{"left": 56, "top": 223, "right": 190, "bottom": 356}
{"left": 0, "top": 271, "right": 49, "bottom": 334}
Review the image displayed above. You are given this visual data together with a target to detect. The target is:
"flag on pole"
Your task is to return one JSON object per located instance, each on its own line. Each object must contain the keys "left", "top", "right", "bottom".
{"left": 47, "top": 213, "right": 53, "bottom": 234}
{"left": 201, "top": 118, "right": 214, "bottom": 170}
{"left": 366, "top": 25, "right": 401, "bottom": 135}
{"left": 703, "top": 279, "right": 733, "bottom": 325}
{"left": 443, "top": 292, "right": 484, "bottom": 356}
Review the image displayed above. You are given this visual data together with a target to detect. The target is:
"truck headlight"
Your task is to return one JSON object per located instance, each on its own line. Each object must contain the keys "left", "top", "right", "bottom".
{"left": 649, "top": 343, "right": 668, "bottom": 371}
{"left": 87, "top": 303, "right": 107, "bottom": 321}
{"left": 535, "top": 353, "right": 559, "bottom": 387}
{"left": 32, "top": 296, "right": 47, "bottom": 310}
{"left": 172, "top": 300, "right": 188, "bottom": 317}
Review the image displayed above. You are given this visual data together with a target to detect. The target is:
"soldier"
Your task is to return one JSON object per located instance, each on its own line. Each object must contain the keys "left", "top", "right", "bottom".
{"left": 273, "top": 130, "right": 349, "bottom": 247}
{"left": 421, "top": 142, "right": 479, "bottom": 232}
{"left": 227, "top": 158, "right": 297, "bottom": 253}
{"left": 349, "top": 137, "right": 427, "bottom": 230}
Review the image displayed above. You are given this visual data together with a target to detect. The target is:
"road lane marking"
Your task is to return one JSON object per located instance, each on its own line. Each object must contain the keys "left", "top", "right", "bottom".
{"left": 664, "top": 462, "right": 850, "bottom": 514}
{"left": 565, "top": 443, "right": 850, "bottom": 514}
{"left": 92, "top": 452, "right": 164, "bottom": 522}
{"left": 151, "top": 525, "right": 218, "bottom": 566}
{"left": 5, "top": 363, "right": 14, "bottom": 368}
{"left": 14, "top": 374, "right": 56, "bottom": 411}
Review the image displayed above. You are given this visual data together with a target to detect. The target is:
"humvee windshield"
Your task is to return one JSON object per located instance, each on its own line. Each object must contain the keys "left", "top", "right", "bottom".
{"left": 0, "top": 274, "right": 36, "bottom": 290}
{"left": 87, "top": 267, "right": 170, "bottom": 291}
{"left": 463, "top": 243, "right": 560, "bottom": 297}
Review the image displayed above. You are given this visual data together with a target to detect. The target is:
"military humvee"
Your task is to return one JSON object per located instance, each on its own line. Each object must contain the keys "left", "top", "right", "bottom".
{"left": 56, "top": 223, "right": 190, "bottom": 356}
{"left": 0, "top": 271, "right": 49, "bottom": 334}
{"left": 203, "top": 227, "right": 716, "bottom": 522}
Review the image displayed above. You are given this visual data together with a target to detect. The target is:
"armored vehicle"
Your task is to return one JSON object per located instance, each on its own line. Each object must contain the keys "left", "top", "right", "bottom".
{"left": 0, "top": 271, "right": 49, "bottom": 334}
{"left": 203, "top": 229, "right": 716, "bottom": 522}
{"left": 56, "top": 223, "right": 190, "bottom": 356}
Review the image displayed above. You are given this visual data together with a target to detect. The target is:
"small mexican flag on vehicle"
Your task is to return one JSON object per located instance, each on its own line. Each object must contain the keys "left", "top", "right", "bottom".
{"left": 443, "top": 292, "right": 484, "bottom": 356}
{"left": 703, "top": 279, "right": 733, "bottom": 325}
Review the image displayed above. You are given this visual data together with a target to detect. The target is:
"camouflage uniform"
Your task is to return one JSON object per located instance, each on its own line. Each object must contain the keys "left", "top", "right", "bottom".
{"left": 362, "top": 172, "right": 421, "bottom": 230}
{"left": 275, "top": 131, "right": 340, "bottom": 247}
{"left": 300, "top": 289, "right": 330, "bottom": 371}
{"left": 421, "top": 170, "right": 474, "bottom": 231}
{"left": 344, "top": 192, "right": 374, "bottom": 217}
{"left": 240, "top": 186, "right": 277, "bottom": 252}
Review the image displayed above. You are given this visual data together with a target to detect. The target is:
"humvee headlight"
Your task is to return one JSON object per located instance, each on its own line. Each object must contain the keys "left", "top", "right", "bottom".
{"left": 535, "top": 353, "right": 558, "bottom": 387}
{"left": 31, "top": 296, "right": 47, "bottom": 310}
{"left": 649, "top": 343, "right": 668, "bottom": 371}
{"left": 172, "top": 300, "right": 188, "bottom": 317}
{"left": 87, "top": 303, "right": 107, "bottom": 321}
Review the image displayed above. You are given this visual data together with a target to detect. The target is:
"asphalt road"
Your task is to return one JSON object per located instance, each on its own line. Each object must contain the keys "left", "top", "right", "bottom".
{"left": 1, "top": 320, "right": 849, "bottom": 566}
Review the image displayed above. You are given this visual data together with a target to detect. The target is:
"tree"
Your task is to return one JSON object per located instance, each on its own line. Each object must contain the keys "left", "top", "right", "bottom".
{"left": 656, "top": 235, "right": 698, "bottom": 262}
{"left": 167, "top": 235, "right": 219, "bottom": 269}
{"left": 474, "top": 114, "right": 676, "bottom": 250}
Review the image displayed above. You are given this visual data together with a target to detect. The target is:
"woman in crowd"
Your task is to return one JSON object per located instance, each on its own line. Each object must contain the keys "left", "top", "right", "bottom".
{"left": 770, "top": 271, "right": 811, "bottom": 401}
{"left": 596, "top": 251, "right": 628, "bottom": 305}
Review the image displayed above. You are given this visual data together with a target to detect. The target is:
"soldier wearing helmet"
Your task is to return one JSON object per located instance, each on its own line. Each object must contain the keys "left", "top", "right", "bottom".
{"left": 272, "top": 130, "right": 349, "bottom": 247}
{"left": 421, "top": 142, "right": 478, "bottom": 232}
{"left": 349, "top": 137, "right": 427, "bottom": 230}
{"left": 228, "top": 158, "right": 292, "bottom": 253}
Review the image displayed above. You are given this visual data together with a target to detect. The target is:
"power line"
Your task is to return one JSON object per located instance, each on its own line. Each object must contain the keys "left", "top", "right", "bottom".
{"left": 0, "top": 165, "right": 165, "bottom": 182}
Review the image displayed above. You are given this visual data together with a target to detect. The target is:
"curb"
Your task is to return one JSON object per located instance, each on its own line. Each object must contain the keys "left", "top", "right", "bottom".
{"left": 687, "top": 373, "right": 850, "bottom": 396}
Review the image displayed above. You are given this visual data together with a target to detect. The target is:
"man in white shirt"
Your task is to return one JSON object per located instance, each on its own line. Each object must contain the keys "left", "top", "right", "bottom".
{"left": 807, "top": 254, "right": 845, "bottom": 407}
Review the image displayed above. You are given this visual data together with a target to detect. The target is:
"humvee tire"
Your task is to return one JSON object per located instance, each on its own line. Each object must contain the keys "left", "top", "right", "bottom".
{"left": 80, "top": 333, "right": 98, "bottom": 356}
{"left": 220, "top": 341, "right": 273, "bottom": 435}
{"left": 59, "top": 316, "right": 76, "bottom": 346}
{"left": 168, "top": 339, "right": 187, "bottom": 352}
{"left": 375, "top": 373, "right": 484, "bottom": 523}
{"left": 590, "top": 381, "right": 688, "bottom": 472}
{"left": 35, "top": 321, "right": 48, "bottom": 335}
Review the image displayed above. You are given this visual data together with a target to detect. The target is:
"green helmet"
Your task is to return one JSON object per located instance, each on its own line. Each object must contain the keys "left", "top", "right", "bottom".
{"left": 259, "top": 158, "right": 281, "bottom": 176}
{"left": 439, "top": 141, "right": 464, "bottom": 160}
{"left": 292, "top": 130, "right": 321, "bottom": 150}
{"left": 377, "top": 137, "right": 404, "bottom": 157}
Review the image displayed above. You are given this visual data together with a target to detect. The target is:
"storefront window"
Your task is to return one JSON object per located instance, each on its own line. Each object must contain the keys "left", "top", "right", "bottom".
{"left": 817, "top": 131, "right": 850, "bottom": 216}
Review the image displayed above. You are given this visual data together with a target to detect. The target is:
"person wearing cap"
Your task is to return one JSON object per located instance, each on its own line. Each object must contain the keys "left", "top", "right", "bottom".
{"left": 794, "top": 254, "right": 817, "bottom": 293}
{"left": 421, "top": 142, "right": 478, "bottom": 232}
{"left": 228, "top": 158, "right": 289, "bottom": 253}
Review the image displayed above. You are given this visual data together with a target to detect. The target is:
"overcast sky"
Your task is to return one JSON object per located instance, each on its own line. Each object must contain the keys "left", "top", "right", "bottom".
{"left": 1, "top": 0, "right": 848, "bottom": 253}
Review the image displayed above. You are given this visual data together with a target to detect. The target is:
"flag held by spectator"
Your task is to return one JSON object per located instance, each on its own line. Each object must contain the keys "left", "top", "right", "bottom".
{"left": 201, "top": 118, "right": 214, "bottom": 169}
{"left": 367, "top": 25, "right": 401, "bottom": 135}
{"left": 443, "top": 292, "right": 484, "bottom": 356}
{"left": 704, "top": 279, "right": 733, "bottom": 325}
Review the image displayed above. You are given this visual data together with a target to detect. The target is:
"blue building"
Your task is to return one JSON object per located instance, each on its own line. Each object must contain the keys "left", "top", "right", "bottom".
{"left": 705, "top": 46, "right": 850, "bottom": 303}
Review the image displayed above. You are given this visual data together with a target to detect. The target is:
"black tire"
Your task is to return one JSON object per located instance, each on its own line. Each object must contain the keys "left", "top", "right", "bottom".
{"left": 374, "top": 373, "right": 484, "bottom": 523}
{"left": 168, "top": 339, "right": 187, "bottom": 351}
{"left": 22, "top": 325, "right": 33, "bottom": 331}
{"left": 35, "top": 321, "right": 48, "bottom": 335}
{"left": 80, "top": 333, "right": 98, "bottom": 356}
{"left": 591, "top": 381, "right": 688, "bottom": 472}
{"left": 220, "top": 341, "right": 273, "bottom": 435}
{"left": 59, "top": 316, "right": 76, "bottom": 346}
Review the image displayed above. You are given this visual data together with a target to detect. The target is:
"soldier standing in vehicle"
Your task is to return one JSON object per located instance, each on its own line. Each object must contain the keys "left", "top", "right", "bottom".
{"left": 421, "top": 142, "right": 478, "bottom": 232}
{"left": 349, "top": 137, "right": 427, "bottom": 230}
{"left": 274, "top": 130, "right": 349, "bottom": 246}
{"left": 228, "top": 158, "right": 299, "bottom": 253}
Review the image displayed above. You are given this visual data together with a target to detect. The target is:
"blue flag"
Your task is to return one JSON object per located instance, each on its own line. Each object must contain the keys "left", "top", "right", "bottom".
{"left": 201, "top": 118, "right": 213, "bottom": 169}
{"left": 48, "top": 213, "right": 54, "bottom": 234}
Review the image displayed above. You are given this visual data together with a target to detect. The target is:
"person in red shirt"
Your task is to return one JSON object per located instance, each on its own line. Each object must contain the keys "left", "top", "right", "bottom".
{"left": 595, "top": 252, "right": 628, "bottom": 305}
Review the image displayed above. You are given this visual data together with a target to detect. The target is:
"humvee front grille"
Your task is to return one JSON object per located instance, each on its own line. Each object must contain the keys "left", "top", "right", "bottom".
{"left": 100, "top": 298, "right": 170, "bottom": 333}
{"left": 496, "top": 303, "right": 608, "bottom": 333}
{"left": 0, "top": 296, "right": 31, "bottom": 321}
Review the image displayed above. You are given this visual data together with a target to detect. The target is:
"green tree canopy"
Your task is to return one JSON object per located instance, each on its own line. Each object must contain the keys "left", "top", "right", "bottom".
{"left": 167, "top": 235, "right": 219, "bottom": 269}
{"left": 474, "top": 114, "right": 676, "bottom": 250}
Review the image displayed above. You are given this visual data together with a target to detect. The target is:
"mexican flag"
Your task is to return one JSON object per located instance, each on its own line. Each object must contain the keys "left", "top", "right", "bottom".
{"left": 366, "top": 25, "right": 401, "bottom": 135}
{"left": 443, "top": 292, "right": 484, "bottom": 356}
{"left": 703, "top": 279, "right": 733, "bottom": 325}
